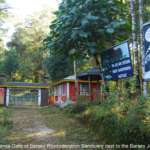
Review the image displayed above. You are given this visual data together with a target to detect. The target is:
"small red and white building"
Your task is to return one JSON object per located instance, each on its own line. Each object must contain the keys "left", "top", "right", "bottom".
{"left": 49, "top": 67, "right": 101, "bottom": 104}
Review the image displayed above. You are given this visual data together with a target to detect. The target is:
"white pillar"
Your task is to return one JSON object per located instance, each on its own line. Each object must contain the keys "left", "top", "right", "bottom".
{"left": 6, "top": 88, "right": 10, "bottom": 106}
{"left": 67, "top": 83, "right": 70, "bottom": 100}
{"left": 38, "top": 89, "right": 41, "bottom": 106}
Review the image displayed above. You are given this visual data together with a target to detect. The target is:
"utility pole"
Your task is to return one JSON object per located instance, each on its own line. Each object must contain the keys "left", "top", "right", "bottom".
{"left": 139, "top": 0, "right": 147, "bottom": 96}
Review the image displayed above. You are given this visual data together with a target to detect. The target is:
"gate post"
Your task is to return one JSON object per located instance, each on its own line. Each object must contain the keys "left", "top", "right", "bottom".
{"left": 38, "top": 89, "right": 41, "bottom": 106}
{"left": 67, "top": 83, "right": 70, "bottom": 100}
{"left": 6, "top": 88, "right": 10, "bottom": 106}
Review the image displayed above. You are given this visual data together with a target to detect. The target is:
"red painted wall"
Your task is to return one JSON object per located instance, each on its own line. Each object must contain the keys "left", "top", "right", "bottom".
{"left": 0, "top": 88, "right": 5, "bottom": 105}
{"left": 91, "top": 83, "right": 100, "bottom": 100}
{"left": 69, "top": 82, "right": 100, "bottom": 101}
{"left": 50, "top": 81, "right": 101, "bottom": 104}
{"left": 69, "top": 82, "right": 78, "bottom": 101}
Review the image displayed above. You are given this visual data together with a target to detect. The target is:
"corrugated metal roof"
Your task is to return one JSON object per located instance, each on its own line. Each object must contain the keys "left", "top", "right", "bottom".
{"left": 77, "top": 67, "right": 101, "bottom": 80}
{"left": 7, "top": 82, "right": 48, "bottom": 86}
{"left": 64, "top": 75, "right": 76, "bottom": 80}
{"left": 52, "top": 67, "right": 102, "bottom": 86}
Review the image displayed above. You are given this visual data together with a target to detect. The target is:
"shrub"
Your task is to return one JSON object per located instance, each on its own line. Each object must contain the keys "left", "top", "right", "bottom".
{"left": 0, "top": 126, "right": 9, "bottom": 144}
{"left": 80, "top": 96, "right": 150, "bottom": 145}
{"left": 70, "top": 102, "right": 88, "bottom": 114}
{"left": 70, "top": 96, "right": 90, "bottom": 114}
{"left": 0, "top": 107, "right": 13, "bottom": 144}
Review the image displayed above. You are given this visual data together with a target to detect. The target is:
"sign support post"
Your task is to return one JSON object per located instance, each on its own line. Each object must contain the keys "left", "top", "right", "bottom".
{"left": 139, "top": 0, "right": 147, "bottom": 96}
{"left": 142, "top": 22, "right": 150, "bottom": 96}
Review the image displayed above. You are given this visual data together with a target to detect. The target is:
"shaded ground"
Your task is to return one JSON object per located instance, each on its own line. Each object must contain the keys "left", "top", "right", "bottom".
{"left": 5, "top": 106, "right": 100, "bottom": 147}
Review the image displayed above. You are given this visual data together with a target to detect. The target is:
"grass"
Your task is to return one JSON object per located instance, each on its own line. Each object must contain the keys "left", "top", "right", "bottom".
{"left": 39, "top": 106, "right": 100, "bottom": 145}
{"left": 0, "top": 107, "right": 13, "bottom": 144}
{"left": 0, "top": 106, "right": 100, "bottom": 145}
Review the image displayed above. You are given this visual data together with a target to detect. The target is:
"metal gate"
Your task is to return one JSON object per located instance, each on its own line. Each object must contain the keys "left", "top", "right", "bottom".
{"left": 9, "top": 88, "right": 39, "bottom": 106}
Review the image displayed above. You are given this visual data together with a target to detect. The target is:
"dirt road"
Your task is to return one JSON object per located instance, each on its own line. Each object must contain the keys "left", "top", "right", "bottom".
{"left": 5, "top": 106, "right": 99, "bottom": 147}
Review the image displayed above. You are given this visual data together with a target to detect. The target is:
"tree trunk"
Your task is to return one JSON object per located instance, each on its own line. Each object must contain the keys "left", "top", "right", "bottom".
{"left": 130, "top": 0, "right": 141, "bottom": 95}
{"left": 94, "top": 55, "right": 106, "bottom": 101}
{"left": 138, "top": 0, "right": 147, "bottom": 96}
{"left": 74, "top": 60, "right": 78, "bottom": 99}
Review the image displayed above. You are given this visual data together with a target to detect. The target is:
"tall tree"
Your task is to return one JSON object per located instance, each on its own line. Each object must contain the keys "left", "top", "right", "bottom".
{"left": 0, "top": 0, "right": 8, "bottom": 48}
{"left": 7, "top": 8, "right": 54, "bottom": 81}
{"left": 0, "top": 49, "right": 19, "bottom": 79}
{"left": 45, "top": 0, "right": 130, "bottom": 80}
{"left": 0, "top": 0, "right": 8, "bottom": 83}
{"left": 139, "top": 0, "right": 147, "bottom": 96}
{"left": 44, "top": 51, "right": 74, "bottom": 80}
{"left": 130, "top": 0, "right": 141, "bottom": 94}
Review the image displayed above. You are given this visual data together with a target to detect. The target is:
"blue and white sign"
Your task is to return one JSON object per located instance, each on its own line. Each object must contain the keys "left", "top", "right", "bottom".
{"left": 143, "top": 22, "right": 150, "bottom": 80}
{"left": 101, "top": 41, "right": 133, "bottom": 80}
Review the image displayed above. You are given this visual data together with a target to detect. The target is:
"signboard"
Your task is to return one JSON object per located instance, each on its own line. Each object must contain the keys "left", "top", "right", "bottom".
{"left": 101, "top": 41, "right": 133, "bottom": 80}
{"left": 143, "top": 22, "right": 150, "bottom": 80}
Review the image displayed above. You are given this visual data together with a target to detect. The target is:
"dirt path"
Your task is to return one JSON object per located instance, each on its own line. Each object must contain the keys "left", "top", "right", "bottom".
{"left": 5, "top": 106, "right": 100, "bottom": 148}
{"left": 6, "top": 107, "right": 58, "bottom": 144}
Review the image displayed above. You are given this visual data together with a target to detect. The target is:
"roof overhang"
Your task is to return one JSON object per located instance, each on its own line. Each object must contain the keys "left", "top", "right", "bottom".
{"left": 53, "top": 79, "right": 101, "bottom": 86}
{"left": 0, "top": 82, "right": 49, "bottom": 89}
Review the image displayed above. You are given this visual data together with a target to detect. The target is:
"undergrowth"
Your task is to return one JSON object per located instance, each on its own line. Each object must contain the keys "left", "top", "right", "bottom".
{"left": 0, "top": 107, "right": 13, "bottom": 144}
{"left": 69, "top": 95, "right": 150, "bottom": 145}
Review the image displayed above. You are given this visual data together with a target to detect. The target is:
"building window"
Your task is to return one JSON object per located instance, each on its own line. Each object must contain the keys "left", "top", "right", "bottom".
{"left": 80, "top": 83, "right": 89, "bottom": 96}
{"left": 62, "top": 83, "right": 66, "bottom": 95}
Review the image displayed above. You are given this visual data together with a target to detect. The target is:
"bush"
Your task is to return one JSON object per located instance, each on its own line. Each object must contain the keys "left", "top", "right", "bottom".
{"left": 80, "top": 96, "right": 150, "bottom": 145}
{"left": 0, "top": 126, "right": 9, "bottom": 144}
{"left": 70, "top": 102, "right": 88, "bottom": 114}
{"left": 0, "top": 107, "right": 13, "bottom": 144}
{"left": 69, "top": 97, "right": 90, "bottom": 114}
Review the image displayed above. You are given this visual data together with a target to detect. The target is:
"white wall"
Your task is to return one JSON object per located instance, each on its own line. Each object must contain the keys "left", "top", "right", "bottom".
{"left": 38, "top": 89, "right": 41, "bottom": 106}
{"left": 6, "top": 88, "right": 10, "bottom": 106}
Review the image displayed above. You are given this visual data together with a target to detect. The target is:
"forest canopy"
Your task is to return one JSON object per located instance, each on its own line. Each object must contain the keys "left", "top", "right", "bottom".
{"left": 44, "top": 0, "right": 130, "bottom": 80}
{"left": 0, "top": 0, "right": 150, "bottom": 82}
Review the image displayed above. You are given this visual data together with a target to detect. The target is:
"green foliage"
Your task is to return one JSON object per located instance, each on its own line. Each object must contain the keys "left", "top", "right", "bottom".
{"left": 45, "top": 0, "right": 130, "bottom": 58}
{"left": 70, "top": 97, "right": 89, "bottom": 114}
{"left": 5, "top": 8, "right": 53, "bottom": 82}
{"left": 44, "top": 52, "right": 73, "bottom": 80}
{"left": 0, "top": 0, "right": 8, "bottom": 64}
{"left": 0, "top": 109, "right": 12, "bottom": 127}
{"left": 143, "top": 1, "right": 150, "bottom": 22}
{"left": 44, "top": 0, "right": 130, "bottom": 80}
{"left": 0, "top": 49, "right": 19, "bottom": 79}
{"left": 75, "top": 97, "right": 150, "bottom": 144}
{"left": 0, "top": 108, "right": 13, "bottom": 144}
{"left": 0, "top": 126, "right": 8, "bottom": 144}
